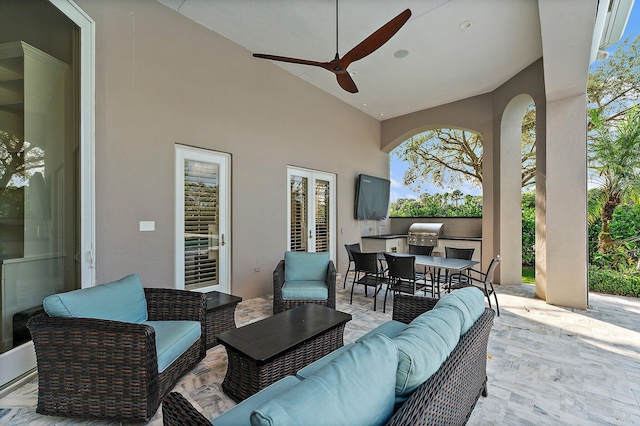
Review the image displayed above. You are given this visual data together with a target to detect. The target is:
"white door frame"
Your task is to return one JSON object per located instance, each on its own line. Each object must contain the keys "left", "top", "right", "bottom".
{"left": 0, "top": 0, "right": 95, "bottom": 391}
{"left": 286, "top": 166, "right": 336, "bottom": 263}
{"left": 175, "top": 145, "right": 231, "bottom": 294}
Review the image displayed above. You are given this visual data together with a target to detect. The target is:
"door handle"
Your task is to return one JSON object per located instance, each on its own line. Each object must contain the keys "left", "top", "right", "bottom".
{"left": 309, "top": 230, "right": 313, "bottom": 239}
{"left": 221, "top": 234, "right": 225, "bottom": 246}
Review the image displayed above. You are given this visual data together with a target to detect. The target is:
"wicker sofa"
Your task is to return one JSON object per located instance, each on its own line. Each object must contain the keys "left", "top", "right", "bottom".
{"left": 27, "top": 274, "right": 207, "bottom": 423}
{"left": 162, "top": 288, "right": 495, "bottom": 426}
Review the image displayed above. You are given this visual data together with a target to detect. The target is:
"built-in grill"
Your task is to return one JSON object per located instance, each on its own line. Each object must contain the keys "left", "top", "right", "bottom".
{"left": 407, "top": 223, "right": 444, "bottom": 247}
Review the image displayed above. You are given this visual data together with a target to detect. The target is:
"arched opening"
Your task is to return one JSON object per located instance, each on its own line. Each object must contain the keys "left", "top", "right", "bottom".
{"left": 390, "top": 126, "right": 483, "bottom": 214}
{"left": 500, "top": 94, "right": 536, "bottom": 285}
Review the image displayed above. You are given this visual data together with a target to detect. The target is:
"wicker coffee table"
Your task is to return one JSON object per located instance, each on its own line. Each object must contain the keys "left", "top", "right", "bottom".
{"left": 216, "top": 304, "right": 352, "bottom": 402}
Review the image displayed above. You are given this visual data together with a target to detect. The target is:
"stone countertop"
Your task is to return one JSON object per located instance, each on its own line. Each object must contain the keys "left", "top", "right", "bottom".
{"left": 361, "top": 234, "right": 408, "bottom": 239}
{"left": 439, "top": 236, "right": 482, "bottom": 241}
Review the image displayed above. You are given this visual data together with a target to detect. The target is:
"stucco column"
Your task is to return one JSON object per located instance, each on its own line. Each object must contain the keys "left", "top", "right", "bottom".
{"left": 539, "top": 94, "right": 588, "bottom": 309}
{"left": 500, "top": 95, "right": 533, "bottom": 284}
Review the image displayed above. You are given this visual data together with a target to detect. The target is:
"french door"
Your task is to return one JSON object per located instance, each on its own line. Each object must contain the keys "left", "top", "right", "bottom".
{"left": 287, "top": 167, "right": 336, "bottom": 262}
{"left": 175, "top": 146, "right": 230, "bottom": 293}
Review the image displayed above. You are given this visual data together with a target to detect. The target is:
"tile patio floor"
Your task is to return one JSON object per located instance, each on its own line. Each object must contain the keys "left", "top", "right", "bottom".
{"left": 1, "top": 280, "right": 639, "bottom": 425}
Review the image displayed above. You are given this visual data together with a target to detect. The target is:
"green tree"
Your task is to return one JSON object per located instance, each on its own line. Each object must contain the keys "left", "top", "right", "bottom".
{"left": 392, "top": 107, "right": 537, "bottom": 194}
{"left": 588, "top": 106, "right": 640, "bottom": 253}
{"left": 521, "top": 190, "right": 536, "bottom": 266}
{"left": 389, "top": 192, "right": 482, "bottom": 217}
{"left": 588, "top": 35, "right": 640, "bottom": 128}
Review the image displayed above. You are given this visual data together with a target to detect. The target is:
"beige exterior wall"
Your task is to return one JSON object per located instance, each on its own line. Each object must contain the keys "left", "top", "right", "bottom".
{"left": 381, "top": 94, "right": 494, "bottom": 270}
{"left": 75, "top": 0, "right": 385, "bottom": 299}
{"left": 381, "top": 58, "right": 589, "bottom": 309}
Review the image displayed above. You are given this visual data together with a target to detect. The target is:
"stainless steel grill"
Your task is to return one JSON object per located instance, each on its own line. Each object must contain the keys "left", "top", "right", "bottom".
{"left": 407, "top": 223, "right": 444, "bottom": 247}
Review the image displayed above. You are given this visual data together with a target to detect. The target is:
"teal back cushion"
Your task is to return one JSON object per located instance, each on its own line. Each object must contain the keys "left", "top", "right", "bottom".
{"left": 43, "top": 274, "right": 148, "bottom": 323}
{"left": 250, "top": 334, "right": 398, "bottom": 426}
{"left": 392, "top": 307, "right": 462, "bottom": 400}
{"left": 284, "top": 251, "right": 329, "bottom": 281}
{"left": 434, "top": 287, "right": 485, "bottom": 334}
{"left": 214, "top": 376, "right": 303, "bottom": 426}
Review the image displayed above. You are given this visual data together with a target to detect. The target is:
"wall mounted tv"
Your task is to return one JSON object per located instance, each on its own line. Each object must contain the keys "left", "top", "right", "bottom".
{"left": 354, "top": 174, "right": 390, "bottom": 220}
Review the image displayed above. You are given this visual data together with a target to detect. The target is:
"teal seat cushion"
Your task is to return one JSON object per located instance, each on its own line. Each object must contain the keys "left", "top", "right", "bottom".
{"left": 43, "top": 274, "right": 148, "bottom": 323}
{"left": 250, "top": 334, "right": 398, "bottom": 426}
{"left": 296, "top": 343, "right": 355, "bottom": 379}
{"left": 143, "top": 320, "right": 201, "bottom": 373}
{"left": 392, "top": 307, "right": 462, "bottom": 401}
{"left": 214, "top": 376, "right": 302, "bottom": 426}
{"left": 281, "top": 280, "right": 328, "bottom": 300}
{"left": 284, "top": 251, "right": 329, "bottom": 281}
{"left": 434, "top": 286, "right": 485, "bottom": 334}
{"left": 355, "top": 320, "right": 408, "bottom": 342}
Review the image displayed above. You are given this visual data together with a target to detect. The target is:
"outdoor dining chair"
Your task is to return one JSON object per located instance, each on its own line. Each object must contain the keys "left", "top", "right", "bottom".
{"left": 382, "top": 253, "right": 431, "bottom": 313}
{"left": 350, "top": 251, "right": 386, "bottom": 311}
{"left": 444, "top": 246, "right": 475, "bottom": 292}
{"left": 449, "top": 255, "right": 501, "bottom": 316}
{"left": 343, "top": 243, "right": 361, "bottom": 288}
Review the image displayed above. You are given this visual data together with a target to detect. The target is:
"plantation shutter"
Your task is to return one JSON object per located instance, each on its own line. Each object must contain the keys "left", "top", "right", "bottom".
{"left": 290, "top": 175, "right": 308, "bottom": 252}
{"left": 184, "top": 159, "right": 219, "bottom": 289}
{"left": 315, "top": 179, "right": 330, "bottom": 252}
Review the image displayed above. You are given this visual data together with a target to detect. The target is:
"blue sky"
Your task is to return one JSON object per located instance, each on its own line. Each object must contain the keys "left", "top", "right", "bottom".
{"left": 389, "top": 2, "right": 640, "bottom": 202}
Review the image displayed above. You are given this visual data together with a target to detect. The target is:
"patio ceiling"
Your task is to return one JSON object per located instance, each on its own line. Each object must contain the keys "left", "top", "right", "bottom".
{"left": 158, "top": 0, "right": 548, "bottom": 120}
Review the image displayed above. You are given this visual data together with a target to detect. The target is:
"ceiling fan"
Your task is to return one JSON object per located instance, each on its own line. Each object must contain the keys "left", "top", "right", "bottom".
{"left": 252, "top": 3, "right": 412, "bottom": 94}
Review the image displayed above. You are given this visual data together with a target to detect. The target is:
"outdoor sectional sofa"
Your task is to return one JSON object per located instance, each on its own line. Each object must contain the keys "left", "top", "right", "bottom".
{"left": 27, "top": 274, "right": 207, "bottom": 422}
{"left": 162, "top": 287, "right": 495, "bottom": 426}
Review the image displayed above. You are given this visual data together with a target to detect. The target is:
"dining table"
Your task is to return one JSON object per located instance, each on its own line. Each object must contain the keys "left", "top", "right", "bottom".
{"left": 377, "top": 252, "right": 479, "bottom": 296}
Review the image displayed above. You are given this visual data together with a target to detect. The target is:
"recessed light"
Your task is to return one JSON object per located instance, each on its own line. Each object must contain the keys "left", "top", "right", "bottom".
{"left": 362, "top": 102, "right": 369, "bottom": 107}
{"left": 394, "top": 49, "right": 409, "bottom": 59}
{"left": 349, "top": 70, "right": 358, "bottom": 76}
{"left": 459, "top": 21, "right": 472, "bottom": 31}
{"left": 379, "top": 113, "right": 386, "bottom": 117}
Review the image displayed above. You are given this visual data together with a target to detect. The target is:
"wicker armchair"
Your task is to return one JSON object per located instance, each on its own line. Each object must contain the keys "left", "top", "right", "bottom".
{"left": 273, "top": 252, "right": 336, "bottom": 314}
{"left": 27, "top": 287, "right": 207, "bottom": 423}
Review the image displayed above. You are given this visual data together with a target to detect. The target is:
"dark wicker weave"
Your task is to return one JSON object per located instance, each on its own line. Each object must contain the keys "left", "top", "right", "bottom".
{"left": 27, "top": 288, "right": 207, "bottom": 423}
{"left": 222, "top": 322, "right": 346, "bottom": 402}
{"left": 386, "top": 294, "right": 495, "bottom": 426}
{"left": 163, "top": 391, "right": 211, "bottom": 426}
{"left": 161, "top": 293, "right": 494, "bottom": 426}
{"left": 272, "top": 259, "right": 336, "bottom": 314}
{"left": 205, "top": 301, "right": 240, "bottom": 349}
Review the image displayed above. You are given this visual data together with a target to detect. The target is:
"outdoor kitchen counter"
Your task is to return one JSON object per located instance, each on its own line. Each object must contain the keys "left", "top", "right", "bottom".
{"left": 438, "top": 236, "right": 482, "bottom": 241}
{"left": 361, "top": 234, "right": 407, "bottom": 253}
{"left": 361, "top": 234, "right": 408, "bottom": 239}
{"left": 434, "top": 237, "right": 482, "bottom": 263}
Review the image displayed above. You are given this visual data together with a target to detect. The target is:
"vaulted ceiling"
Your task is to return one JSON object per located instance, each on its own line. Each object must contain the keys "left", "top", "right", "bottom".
{"left": 158, "top": 0, "right": 602, "bottom": 121}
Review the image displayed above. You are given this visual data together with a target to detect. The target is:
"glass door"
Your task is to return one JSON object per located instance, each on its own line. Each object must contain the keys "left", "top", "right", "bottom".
{"left": 175, "top": 146, "right": 230, "bottom": 293}
{"left": 287, "top": 167, "right": 336, "bottom": 261}
{"left": 0, "top": 0, "right": 95, "bottom": 391}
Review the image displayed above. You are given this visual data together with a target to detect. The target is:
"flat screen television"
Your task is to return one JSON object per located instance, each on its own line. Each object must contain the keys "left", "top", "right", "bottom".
{"left": 354, "top": 174, "right": 390, "bottom": 220}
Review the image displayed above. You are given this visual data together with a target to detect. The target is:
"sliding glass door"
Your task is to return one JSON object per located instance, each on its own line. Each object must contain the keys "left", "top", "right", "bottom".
{"left": 0, "top": 0, "right": 95, "bottom": 390}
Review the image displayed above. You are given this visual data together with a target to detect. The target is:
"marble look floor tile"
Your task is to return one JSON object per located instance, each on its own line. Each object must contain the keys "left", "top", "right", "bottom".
{"left": 2, "top": 283, "right": 640, "bottom": 425}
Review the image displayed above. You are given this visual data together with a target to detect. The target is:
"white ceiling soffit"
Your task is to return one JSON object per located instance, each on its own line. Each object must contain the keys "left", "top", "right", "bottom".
{"left": 159, "top": 0, "right": 543, "bottom": 120}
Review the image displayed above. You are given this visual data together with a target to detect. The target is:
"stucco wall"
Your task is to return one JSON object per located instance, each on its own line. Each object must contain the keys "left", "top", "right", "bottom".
{"left": 75, "top": 0, "right": 385, "bottom": 299}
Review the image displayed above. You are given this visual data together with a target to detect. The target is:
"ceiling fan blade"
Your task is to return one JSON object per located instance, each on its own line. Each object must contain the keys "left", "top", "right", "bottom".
{"left": 336, "top": 72, "right": 358, "bottom": 93}
{"left": 253, "top": 53, "right": 327, "bottom": 68}
{"left": 341, "top": 9, "right": 411, "bottom": 66}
